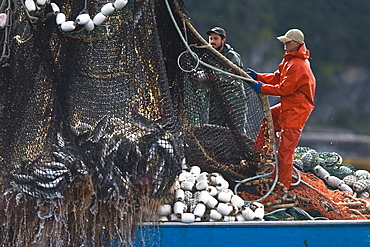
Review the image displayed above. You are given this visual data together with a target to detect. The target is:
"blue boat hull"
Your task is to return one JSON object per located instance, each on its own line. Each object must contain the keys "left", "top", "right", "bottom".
{"left": 134, "top": 220, "right": 370, "bottom": 247}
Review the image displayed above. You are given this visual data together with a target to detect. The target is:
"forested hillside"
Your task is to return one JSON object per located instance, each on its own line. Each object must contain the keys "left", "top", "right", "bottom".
{"left": 185, "top": 0, "right": 370, "bottom": 135}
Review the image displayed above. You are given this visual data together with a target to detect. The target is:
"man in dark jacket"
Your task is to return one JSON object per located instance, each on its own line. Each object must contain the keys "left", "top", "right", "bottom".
{"left": 185, "top": 26, "right": 248, "bottom": 136}
{"left": 206, "top": 27, "right": 243, "bottom": 68}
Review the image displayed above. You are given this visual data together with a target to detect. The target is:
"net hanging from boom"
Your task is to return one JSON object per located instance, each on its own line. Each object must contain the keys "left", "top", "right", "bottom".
{"left": 0, "top": 0, "right": 273, "bottom": 245}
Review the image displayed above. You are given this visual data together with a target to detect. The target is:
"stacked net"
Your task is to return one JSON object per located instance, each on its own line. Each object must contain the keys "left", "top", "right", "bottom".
{"left": 0, "top": 0, "right": 273, "bottom": 245}
{"left": 235, "top": 148, "right": 370, "bottom": 221}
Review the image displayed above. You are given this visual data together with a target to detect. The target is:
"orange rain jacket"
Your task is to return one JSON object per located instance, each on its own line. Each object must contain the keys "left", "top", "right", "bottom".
{"left": 257, "top": 44, "right": 316, "bottom": 128}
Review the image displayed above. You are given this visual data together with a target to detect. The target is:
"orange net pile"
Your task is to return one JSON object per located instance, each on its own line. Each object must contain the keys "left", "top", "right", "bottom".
{"left": 290, "top": 172, "right": 370, "bottom": 220}
{"left": 237, "top": 170, "right": 370, "bottom": 220}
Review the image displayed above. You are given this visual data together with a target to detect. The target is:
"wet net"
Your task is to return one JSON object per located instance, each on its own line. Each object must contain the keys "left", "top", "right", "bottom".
{"left": 0, "top": 0, "right": 273, "bottom": 245}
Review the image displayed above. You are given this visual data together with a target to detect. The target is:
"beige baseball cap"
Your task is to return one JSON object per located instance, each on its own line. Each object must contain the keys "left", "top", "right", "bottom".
{"left": 277, "top": 29, "right": 304, "bottom": 44}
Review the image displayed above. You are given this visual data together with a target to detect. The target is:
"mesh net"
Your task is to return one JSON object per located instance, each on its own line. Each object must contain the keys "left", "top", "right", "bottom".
{"left": 236, "top": 154, "right": 370, "bottom": 221}
{"left": 0, "top": 0, "right": 273, "bottom": 245}
{"left": 289, "top": 172, "right": 369, "bottom": 220}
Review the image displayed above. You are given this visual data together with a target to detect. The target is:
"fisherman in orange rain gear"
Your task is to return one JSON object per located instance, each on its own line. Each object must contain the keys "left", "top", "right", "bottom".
{"left": 247, "top": 29, "right": 316, "bottom": 189}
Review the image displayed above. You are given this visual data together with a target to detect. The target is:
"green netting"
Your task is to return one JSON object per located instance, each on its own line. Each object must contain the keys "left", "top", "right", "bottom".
{"left": 265, "top": 207, "right": 319, "bottom": 221}
{"left": 294, "top": 146, "right": 346, "bottom": 171}
{"left": 325, "top": 165, "right": 355, "bottom": 179}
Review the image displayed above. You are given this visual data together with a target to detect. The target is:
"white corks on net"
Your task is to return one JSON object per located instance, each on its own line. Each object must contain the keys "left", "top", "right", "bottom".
{"left": 157, "top": 166, "right": 265, "bottom": 223}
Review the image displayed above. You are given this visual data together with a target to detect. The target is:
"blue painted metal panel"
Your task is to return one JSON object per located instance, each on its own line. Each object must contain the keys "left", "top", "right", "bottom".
{"left": 134, "top": 221, "right": 370, "bottom": 247}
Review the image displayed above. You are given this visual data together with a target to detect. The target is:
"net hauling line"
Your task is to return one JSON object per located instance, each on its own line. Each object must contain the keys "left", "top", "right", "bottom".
{"left": 165, "top": 0, "right": 280, "bottom": 204}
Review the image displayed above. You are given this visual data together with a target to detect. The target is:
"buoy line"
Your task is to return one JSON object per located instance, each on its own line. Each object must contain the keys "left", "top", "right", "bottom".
{"left": 2, "top": 0, "right": 129, "bottom": 32}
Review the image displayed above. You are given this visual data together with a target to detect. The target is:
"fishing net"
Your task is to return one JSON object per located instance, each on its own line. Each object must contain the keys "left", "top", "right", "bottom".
{"left": 236, "top": 148, "right": 370, "bottom": 221}
{"left": 0, "top": 0, "right": 273, "bottom": 245}
{"left": 289, "top": 172, "right": 370, "bottom": 220}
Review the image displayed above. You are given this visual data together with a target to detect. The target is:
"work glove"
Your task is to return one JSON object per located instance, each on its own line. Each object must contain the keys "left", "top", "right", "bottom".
{"left": 252, "top": 81, "right": 262, "bottom": 94}
{"left": 246, "top": 68, "right": 258, "bottom": 80}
